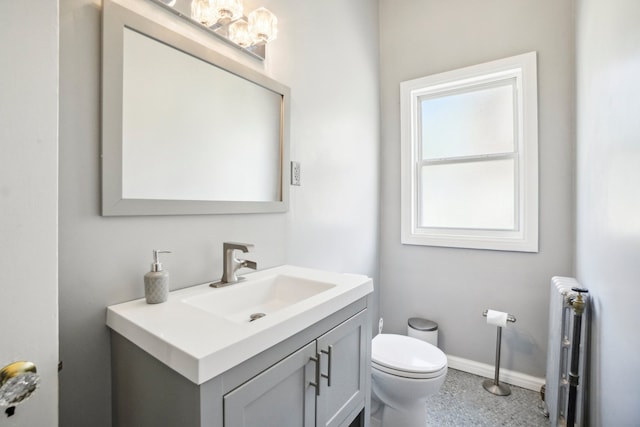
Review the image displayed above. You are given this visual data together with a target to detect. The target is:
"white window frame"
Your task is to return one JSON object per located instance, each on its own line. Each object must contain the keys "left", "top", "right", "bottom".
{"left": 400, "top": 52, "right": 538, "bottom": 252}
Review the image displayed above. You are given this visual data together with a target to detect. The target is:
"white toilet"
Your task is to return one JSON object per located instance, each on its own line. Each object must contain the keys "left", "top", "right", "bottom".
{"left": 370, "top": 333, "right": 448, "bottom": 427}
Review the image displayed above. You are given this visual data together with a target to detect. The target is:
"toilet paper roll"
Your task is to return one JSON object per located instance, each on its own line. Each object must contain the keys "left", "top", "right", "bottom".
{"left": 486, "top": 309, "right": 509, "bottom": 328}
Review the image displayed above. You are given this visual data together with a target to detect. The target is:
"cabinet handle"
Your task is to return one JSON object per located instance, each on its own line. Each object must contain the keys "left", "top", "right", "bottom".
{"left": 309, "top": 354, "right": 321, "bottom": 396}
{"left": 320, "top": 345, "right": 333, "bottom": 387}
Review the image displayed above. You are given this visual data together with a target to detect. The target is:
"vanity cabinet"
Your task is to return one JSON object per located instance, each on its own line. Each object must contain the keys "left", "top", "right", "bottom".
{"left": 224, "top": 310, "right": 368, "bottom": 427}
{"left": 110, "top": 297, "right": 371, "bottom": 427}
{"left": 224, "top": 341, "right": 317, "bottom": 427}
{"left": 315, "top": 310, "right": 368, "bottom": 427}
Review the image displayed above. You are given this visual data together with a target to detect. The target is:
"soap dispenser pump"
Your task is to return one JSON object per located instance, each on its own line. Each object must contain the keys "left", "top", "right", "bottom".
{"left": 144, "top": 250, "right": 171, "bottom": 304}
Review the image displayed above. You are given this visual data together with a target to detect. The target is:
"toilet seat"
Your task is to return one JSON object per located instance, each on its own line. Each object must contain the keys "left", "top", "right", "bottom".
{"left": 372, "top": 361, "right": 447, "bottom": 379}
{"left": 372, "top": 334, "right": 447, "bottom": 379}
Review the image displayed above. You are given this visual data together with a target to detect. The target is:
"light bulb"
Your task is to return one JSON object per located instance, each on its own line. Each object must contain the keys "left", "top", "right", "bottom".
{"left": 211, "top": 0, "right": 243, "bottom": 23}
{"left": 248, "top": 7, "right": 278, "bottom": 44}
{"left": 191, "top": 0, "right": 216, "bottom": 27}
{"left": 229, "top": 20, "right": 253, "bottom": 48}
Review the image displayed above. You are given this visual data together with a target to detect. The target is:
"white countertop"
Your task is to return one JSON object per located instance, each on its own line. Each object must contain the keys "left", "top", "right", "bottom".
{"left": 106, "top": 265, "right": 373, "bottom": 384}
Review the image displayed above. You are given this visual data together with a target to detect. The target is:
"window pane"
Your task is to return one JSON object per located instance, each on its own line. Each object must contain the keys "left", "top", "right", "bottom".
{"left": 420, "top": 81, "right": 515, "bottom": 160}
{"left": 420, "top": 159, "right": 515, "bottom": 230}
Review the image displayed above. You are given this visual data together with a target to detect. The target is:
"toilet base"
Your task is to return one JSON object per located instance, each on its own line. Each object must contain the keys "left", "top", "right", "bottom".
{"left": 371, "top": 394, "right": 426, "bottom": 427}
{"left": 379, "top": 402, "right": 426, "bottom": 427}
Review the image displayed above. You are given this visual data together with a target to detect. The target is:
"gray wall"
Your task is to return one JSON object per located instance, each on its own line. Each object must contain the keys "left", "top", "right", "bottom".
{"left": 0, "top": 1, "right": 59, "bottom": 425}
{"left": 378, "top": 0, "right": 575, "bottom": 377}
{"left": 575, "top": 0, "right": 640, "bottom": 424}
{"left": 59, "top": 0, "right": 379, "bottom": 425}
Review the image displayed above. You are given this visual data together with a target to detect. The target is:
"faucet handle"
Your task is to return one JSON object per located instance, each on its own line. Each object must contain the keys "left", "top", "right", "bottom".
{"left": 223, "top": 242, "right": 254, "bottom": 252}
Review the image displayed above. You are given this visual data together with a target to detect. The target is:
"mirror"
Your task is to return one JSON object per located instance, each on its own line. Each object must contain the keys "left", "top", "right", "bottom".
{"left": 102, "top": 0, "right": 290, "bottom": 216}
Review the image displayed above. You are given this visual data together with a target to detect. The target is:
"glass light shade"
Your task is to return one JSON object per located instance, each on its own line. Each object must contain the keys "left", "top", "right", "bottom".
{"left": 248, "top": 7, "right": 278, "bottom": 44}
{"left": 160, "top": 0, "right": 177, "bottom": 6}
{"left": 228, "top": 20, "right": 253, "bottom": 48}
{"left": 211, "top": 0, "right": 243, "bottom": 22}
{"left": 191, "top": 0, "right": 216, "bottom": 27}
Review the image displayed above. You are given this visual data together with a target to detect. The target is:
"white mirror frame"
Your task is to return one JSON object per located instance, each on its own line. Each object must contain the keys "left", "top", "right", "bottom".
{"left": 102, "top": 0, "right": 290, "bottom": 216}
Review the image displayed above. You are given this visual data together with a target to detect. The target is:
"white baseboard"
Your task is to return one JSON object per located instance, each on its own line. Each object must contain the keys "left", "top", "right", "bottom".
{"left": 446, "top": 354, "right": 545, "bottom": 392}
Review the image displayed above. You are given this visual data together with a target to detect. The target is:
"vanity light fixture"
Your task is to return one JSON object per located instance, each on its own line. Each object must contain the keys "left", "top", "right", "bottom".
{"left": 211, "top": 0, "right": 243, "bottom": 24}
{"left": 191, "top": 0, "right": 216, "bottom": 27}
{"left": 191, "top": 0, "right": 217, "bottom": 26}
{"left": 228, "top": 19, "right": 252, "bottom": 48}
{"left": 247, "top": 7, "right": 278, "bottom": 44}
{"left": 151, "top": 0, "right": 276, "bottom": 60}
{"left": 189, "top": 0, "right": 278, "bottom": 57}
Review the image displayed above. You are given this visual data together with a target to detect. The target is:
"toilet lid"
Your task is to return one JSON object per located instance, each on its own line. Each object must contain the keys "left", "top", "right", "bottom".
{"left": 372, "top": 334, "right": 447, "bottom": 375}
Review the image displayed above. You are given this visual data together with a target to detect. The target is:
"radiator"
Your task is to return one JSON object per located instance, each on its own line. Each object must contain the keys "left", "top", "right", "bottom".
{"left": 546, "top": 277, "right": 589, "bottom": 426}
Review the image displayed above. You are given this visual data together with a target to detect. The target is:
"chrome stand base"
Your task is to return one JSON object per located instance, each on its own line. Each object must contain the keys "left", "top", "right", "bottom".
{"left": 483, "top": 379, "right": 511, "bottom": 396}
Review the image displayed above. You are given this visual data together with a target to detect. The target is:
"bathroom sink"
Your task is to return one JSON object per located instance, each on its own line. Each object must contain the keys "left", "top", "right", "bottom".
{"left": 182, "top": 275, "right": 336, "bottom": 323}
{"left": 106, "top": 265, "right": 373, "bottom": 384}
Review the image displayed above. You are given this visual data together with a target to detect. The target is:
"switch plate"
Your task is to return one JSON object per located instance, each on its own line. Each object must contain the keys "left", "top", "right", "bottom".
{"left": 291, "top": 161, "right": 301, "bottom": 186}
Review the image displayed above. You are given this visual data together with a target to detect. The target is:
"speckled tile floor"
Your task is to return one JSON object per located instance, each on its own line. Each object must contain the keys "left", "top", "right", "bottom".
{"left": 424, "top": 369, "right": 548, "bottom": 426}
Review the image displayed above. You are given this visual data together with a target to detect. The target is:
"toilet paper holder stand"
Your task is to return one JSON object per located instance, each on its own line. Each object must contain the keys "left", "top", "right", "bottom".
{"left": 482, "top": 310, "right": 516, "bottom": 396}
{"left": 482, "top": 309, "right": 516, "bottom": 323}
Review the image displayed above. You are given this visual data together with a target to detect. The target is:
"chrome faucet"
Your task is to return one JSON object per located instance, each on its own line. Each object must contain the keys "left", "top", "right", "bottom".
{"left": 210, "top": 242, "right": 257, "bottom": 288}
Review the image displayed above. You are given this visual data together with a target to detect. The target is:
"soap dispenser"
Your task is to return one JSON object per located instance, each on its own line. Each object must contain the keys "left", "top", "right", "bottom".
{"left": 144, "top": 250, "right": 171, "bottom": 304}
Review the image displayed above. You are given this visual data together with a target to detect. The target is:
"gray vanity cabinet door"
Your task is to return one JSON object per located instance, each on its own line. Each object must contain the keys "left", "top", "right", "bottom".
{"left": 223, "top": 341, "right": 317, "bottom": 427}
{"left": 316, "top": 310, "right": 368, "bottom": 427}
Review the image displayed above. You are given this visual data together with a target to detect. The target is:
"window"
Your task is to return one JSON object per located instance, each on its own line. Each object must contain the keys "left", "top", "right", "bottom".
{"left": 401, "top": 52, "right": 538, "bottom": 252}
